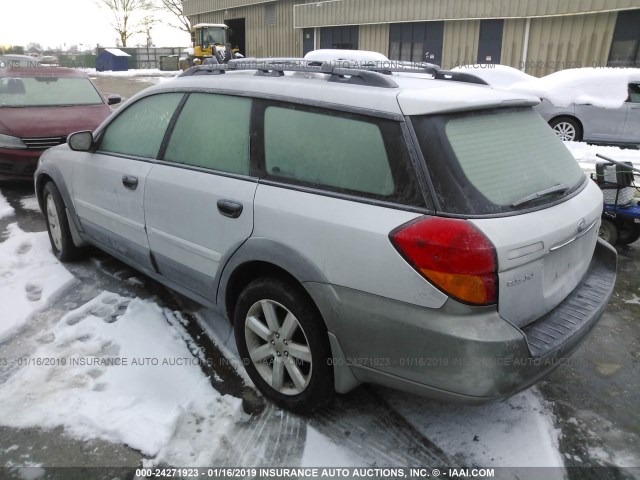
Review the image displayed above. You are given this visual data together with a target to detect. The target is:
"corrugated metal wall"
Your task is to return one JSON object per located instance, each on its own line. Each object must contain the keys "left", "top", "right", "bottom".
{"left": 186, "top": 0, "right": 633, "bottom": 76}
{"left": 293, "top": 0, "right": 640, "bottom": 28}
{"left": 185, "top": 0, "right": 277, "bottom": 16}
{"left": 358, "top": 24, "right": 389, "bottom": 55}
{"left": 442, "top": 21, "right": 480, "bottom": 69}
{"left": 525, "top": 11, "right": 618, "bottom": 76}
{"left": 501, "top": 18, "right": 527, "bottom": 70}
{"left": 194, "top": 0, "right": 301, "bottom": 57}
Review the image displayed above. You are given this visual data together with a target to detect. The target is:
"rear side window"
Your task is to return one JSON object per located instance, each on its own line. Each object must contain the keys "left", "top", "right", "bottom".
{"left": 164, "top": 93, "right": 251, "bottom": 175}
{"left": 100, "top": 93, "right": 183, "bottom": 158}
{"left": 260, "top": 103, "right": 425, "bottom": 207}
{"left": 411, "top": 108, "right": 585, "bottom": 215}
{"left": 265, "top": 107, "right": 393, "bottom": 195}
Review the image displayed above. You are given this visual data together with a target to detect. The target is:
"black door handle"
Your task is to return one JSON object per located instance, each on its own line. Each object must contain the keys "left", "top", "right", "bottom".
{"left": 122, "top": 175, "right": 139, "bottom": 190}
{"left": 217, "top": 199, "right": 243, "bottom": 218}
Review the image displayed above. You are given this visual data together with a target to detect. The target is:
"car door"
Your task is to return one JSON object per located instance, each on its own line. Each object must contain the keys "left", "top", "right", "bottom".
{"left": 144, "top": 93, "right": 257, "bottom": 300}
{"left": 621, "top": 82, "right": 640, "bottom": 143}
{"left": 72, "top": 93, "right": 184, "bottom": 271}
{"left": 575, "top": 103, "right": 627, "bottom": 143}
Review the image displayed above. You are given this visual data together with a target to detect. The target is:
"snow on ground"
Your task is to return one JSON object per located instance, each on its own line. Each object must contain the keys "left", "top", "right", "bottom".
{"left": 566, "top": 142, "right": 640, "bottom": 174}
{"left": 301, "top": 426, "right": 358, "bottom": 467}
{"left": 0, "top": 289, "right": 243, "bottom": 465}
{"left": 0, "top": 191, "right": 14, "bottom": 219}
{"left": 0, "top": 224, "right": 75, "bottom": 343}
{"left": 19, "top": 195, "right": 40, "bottom": 213}
{"left": 382, "top": 388, "right": 564, "bottom": 473}
{"left": 508, "top": 68, "right": 640, "bottom": 108}
{"left": 0, "top": 223, "right": 243, "bottom": 466}
{"left": 82, "top": 68, "right": 179, "bottom": 78}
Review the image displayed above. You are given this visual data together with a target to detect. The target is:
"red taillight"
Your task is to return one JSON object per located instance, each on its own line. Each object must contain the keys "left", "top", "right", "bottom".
{"left": 389, "top": 217, "right": 498, "bottom": 305}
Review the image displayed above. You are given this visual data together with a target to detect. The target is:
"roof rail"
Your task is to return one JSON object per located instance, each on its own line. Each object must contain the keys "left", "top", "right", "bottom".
{"left": 178, "top": 57, "right": 488, "bottom": 86}
{"left": 180, "top": 59, "right": 399, "bottom": 88}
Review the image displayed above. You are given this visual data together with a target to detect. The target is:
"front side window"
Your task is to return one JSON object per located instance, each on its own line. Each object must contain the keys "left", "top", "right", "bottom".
{"left": 99, "top": 93, "right": 183, "bottom": 159}
{"left": 412, "top": 108, "right": 585, "bottom": 215}
{"left": 164, "top": 93, "right": 251, "bottom": 175}
{"left": 0, "top": 76, "right": 103, "bottom": 107}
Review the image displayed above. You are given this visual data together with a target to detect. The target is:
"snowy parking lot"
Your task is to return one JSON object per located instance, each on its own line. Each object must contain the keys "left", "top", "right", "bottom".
{"left": 0, "top": 74, "right": 639, "bottom": 479}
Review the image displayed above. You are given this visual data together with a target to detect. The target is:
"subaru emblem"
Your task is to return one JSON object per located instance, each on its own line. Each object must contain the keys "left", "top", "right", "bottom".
{"left": 577, "top": 218, "right": 587, "bottom": 232}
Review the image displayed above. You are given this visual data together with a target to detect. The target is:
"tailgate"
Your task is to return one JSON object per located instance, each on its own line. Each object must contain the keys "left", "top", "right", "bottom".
{"left": 472, "top": 180, "right": 604, "bottom": 327}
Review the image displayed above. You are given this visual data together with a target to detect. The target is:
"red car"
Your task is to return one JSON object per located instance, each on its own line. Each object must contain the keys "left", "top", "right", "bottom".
{"left": 0, "top": 64, "right": 119, "bottom": 181}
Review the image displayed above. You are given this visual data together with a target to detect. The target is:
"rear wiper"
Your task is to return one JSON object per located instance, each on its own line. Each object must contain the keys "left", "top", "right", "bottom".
{"left": 511, "top": 184, "right": 569, "bottom": 207}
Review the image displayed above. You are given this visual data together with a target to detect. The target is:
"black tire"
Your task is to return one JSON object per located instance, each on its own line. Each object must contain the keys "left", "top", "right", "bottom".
{"left": 42, "top": 182, "right": 84, "bottom": 262}
{"left": 549, "top": 117, "right": 582, "bottom": 142}
{"left": 617, "top": 220, "right": 640, "bottom": 245}
{"left": 234, "top": 277, "right": 334, "bottom": 413}
{"left": 598, "top": 218, "right": 618, "bottom": 246}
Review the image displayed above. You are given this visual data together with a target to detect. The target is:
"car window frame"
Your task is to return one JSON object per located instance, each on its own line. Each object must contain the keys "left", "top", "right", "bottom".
{"left": 252, "top": 98, "right": 431, "bottom": 212}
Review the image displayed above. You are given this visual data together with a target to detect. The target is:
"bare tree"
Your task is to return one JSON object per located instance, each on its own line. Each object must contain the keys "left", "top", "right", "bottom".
{"left": 96, "top": 0, "right": 156, "bottom": 47}
{"left": 155, "top": 0, "right": 192, "bottom": 36}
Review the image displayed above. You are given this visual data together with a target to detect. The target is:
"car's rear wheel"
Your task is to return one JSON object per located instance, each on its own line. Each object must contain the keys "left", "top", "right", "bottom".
{"left": 617, "top": 220, "right": 640, "bottom": 245}
{"left": 549, "top": 117, "right": 581, "bottom": 142}
{"left": 234, "top": 277, "right": 334, "bottom": 413}
{"left": 598, "top": 218, "right": 618, "bottom": 246}
{"left": 43, "top": 182, "right": 84, "bottom": 262}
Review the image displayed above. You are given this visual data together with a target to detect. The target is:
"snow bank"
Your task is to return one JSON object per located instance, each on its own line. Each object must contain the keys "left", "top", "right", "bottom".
{"left": 508, "top": 68, "right": 640, "bottom": 108}
{"left": 0, "top": 290, "right": 242, "bottom": 464}
{"left": 0, "top": 191, "right": 14, "bottom": 219}
{"left": 565, "top": 142, "right": 640, "bottom": 174}
{"left": 382, "top": 388, "right": 564, "bottom": 473}
{"left": 0, "top": 224, "right": 75, "bottom": 343}
{"left": 82, "top": 68, "right": 180, "bottom": 77}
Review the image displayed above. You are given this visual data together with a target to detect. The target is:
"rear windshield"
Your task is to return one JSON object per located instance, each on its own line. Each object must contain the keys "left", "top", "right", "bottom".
{"left": 411, "top": 108, "right": 585, "bottom": 215}
{"left": 0, "top": 76, "right": 103, "bottom": 107}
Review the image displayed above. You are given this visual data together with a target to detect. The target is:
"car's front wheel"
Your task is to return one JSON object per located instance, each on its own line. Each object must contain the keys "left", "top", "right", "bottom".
{"left": 234, "top": 277, "right": 334, "bottom": 413}
{"left": 549, "top": 117, "right": 581, "bottom": 142}
{"left": 43, "top": 182, "right": 84, "bottom": 262}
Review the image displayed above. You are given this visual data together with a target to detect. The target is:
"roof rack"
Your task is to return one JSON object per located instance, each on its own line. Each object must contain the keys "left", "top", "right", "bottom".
{"left": 179, "top": 58, "right": 488, "bottom": 87}
{"left": 180, "top": 59, "right": 399, "bottom": 88}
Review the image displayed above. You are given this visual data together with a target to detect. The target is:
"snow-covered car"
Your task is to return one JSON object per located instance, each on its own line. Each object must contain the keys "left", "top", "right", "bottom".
{"left": 0, "top": 65, "right": 120, "bottom": 181}
{"left": 510, "top": 68, "right": 640, "bottom": 146}
{"left": 452, "top": 64, "right": 536, "bottom": 88}
{"left": 34, "top": 57, "right": 617, "bottom": 413}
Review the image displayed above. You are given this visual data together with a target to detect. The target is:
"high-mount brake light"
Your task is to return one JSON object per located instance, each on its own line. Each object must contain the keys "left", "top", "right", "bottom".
{"left": 389, "top": 217, "right": 498, "bottom": 305}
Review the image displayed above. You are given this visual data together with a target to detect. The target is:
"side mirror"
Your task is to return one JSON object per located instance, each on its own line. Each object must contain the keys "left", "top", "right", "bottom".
{"left": 68, "top": 131, "right": 94, "bottom": 152}
{"left": 107, "top": 94, "right": 121, "bottom": 105}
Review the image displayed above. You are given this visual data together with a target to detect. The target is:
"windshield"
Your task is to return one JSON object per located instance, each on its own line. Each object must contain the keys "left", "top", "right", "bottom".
{"left": 200, "top": 27, "right": 226, "bottom": 45}
{"left": 0, "top": 76, "right": 103, "bottom": 107}
{"left": 411, "top": 107, "right": 585, "bottom": 215}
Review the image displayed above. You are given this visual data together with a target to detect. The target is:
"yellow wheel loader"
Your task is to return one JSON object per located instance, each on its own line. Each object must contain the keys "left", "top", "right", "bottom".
{"left": 180, "top": 23, "right": 242, "bottom": 70}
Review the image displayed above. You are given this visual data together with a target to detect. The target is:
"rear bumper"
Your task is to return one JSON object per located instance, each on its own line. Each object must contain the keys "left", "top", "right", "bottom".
{"left": 310, "top": 239, "right": 617, "bottom": 402}
{"left": 0, "top": 148, "right": 41, "bottom": 181}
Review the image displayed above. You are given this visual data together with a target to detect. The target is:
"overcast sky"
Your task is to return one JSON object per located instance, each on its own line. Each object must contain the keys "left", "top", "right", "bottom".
{"left": 1, "top": 0, "right": 189, "bottom": 49}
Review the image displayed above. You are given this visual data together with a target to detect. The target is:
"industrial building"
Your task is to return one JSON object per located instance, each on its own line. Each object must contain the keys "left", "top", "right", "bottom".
{"left": 183, "top": 0, "right": 640, "bottom": 76}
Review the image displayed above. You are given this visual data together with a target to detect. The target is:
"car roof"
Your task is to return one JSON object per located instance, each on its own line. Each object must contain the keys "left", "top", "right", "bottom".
{"left": 142, "top": 60, "right": 539, "bottom": 116}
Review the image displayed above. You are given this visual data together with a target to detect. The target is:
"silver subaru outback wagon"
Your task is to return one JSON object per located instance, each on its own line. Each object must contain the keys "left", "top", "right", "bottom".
{"left": 34, "top": 57, "right": 617, "bottom": 413}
